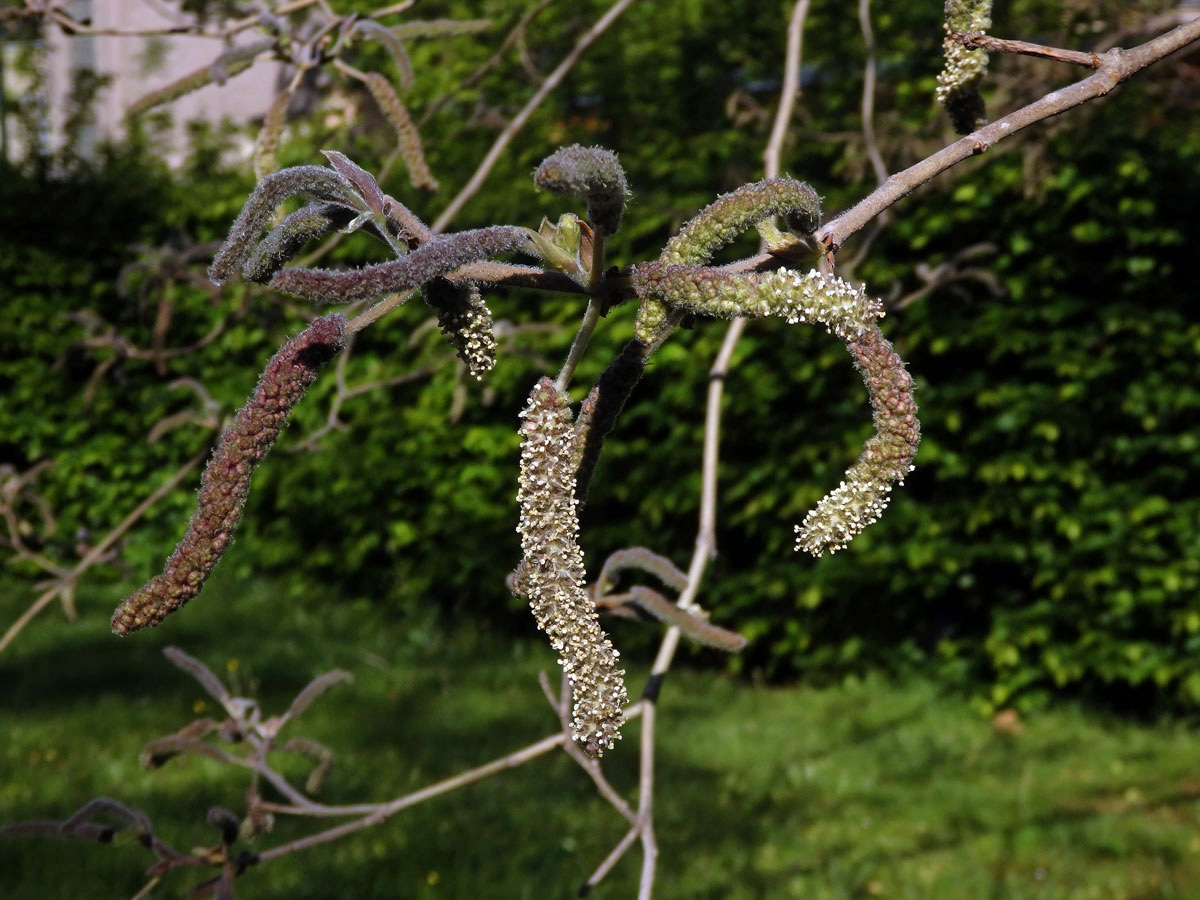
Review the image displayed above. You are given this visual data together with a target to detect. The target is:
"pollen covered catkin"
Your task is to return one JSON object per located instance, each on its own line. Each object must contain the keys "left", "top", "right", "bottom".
{"left": 630, "top": 263, "right": 919, "bottom": 556}
{"left": 111, "top": 316, "right": 346, "bottom": 635}
{"left": 515, "top": 378, "right": 627, "bottom": 756}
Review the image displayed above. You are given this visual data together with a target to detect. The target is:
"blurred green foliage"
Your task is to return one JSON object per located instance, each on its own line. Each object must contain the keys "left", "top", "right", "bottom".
{"left": 2, "top": 0, "right": 1198, "bottom": 711}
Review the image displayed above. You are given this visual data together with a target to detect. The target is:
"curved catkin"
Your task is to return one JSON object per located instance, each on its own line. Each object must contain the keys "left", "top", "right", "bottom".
{"left": 209, "top": 166, "right": 361, "bottom": 285}
{"left": 243, "top": 203, "right": 355, "bottom": 284}
{"left": 938, "top": 0, "right": 992, "bottom": 134}
{"left": 534, "top": 145, "right": 630, "bottom": 234}
{"left": 352, "top": 20, "right": 414, "bottom": 91}
{"left": 111, "top": 316, "right": 346, "bottom": 635}
{"left": 630, "top": 263, "right": 918, "bottom": 554}
{"left": 515, "top": 378, "right": 627, "bottom": 756}
{"left": 422, "top": 278, "right": 496, "bottom": 377}
{"left": 271, "top": 225, "right": 539, "bottom": 304}
{"left": 629, "top": 264, "right": 883, "bottom": 340}
{"left": 795, "top": 326, "right": 919, "bottom": 555}
{"left": 661, "top": 178, "right": 822, "bottom": 265}
{"left": 391, "top": 18, "right": 491, "bottom": 40}
{"left": 360, "top": 72, "right": 438, "bottom": 192}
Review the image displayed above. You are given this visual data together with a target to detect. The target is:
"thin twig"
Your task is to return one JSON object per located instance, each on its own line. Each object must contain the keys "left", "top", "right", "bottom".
{"left": 586, "top": 7, "right": 816, "bottom": 893}
{"left": 820, "top": 18, "right": 1200, "bottom": 252}
{"left": 255, "top": 703, "right": 646, "bottom": 853}
{"left": 763, "top": 0, "right": 811, "bottom": 180}
{"left": 701, "top": 16, "right": 1200, "bottom": 269}
{"left": 858, "top": 0, "right": 888, "bottom": 186}
{"left": 0, "top": 449, "right": 209, "bottom": 655}
{"left": 555, "top": 297, "right": 602, "bottom": 391}
{"left": 419, "top": 0, "right": 558, "bottom": 126}
{"left": 430, "top": 0, "right": 639, "bottom": 232}
{"left": 952, "top": 30, "right": 1102, "bottom": 68}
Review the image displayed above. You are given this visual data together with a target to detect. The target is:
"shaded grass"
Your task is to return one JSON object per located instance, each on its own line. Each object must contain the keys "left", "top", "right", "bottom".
{"left": 3, "top": 575, "right": 1200, "bottom": 899}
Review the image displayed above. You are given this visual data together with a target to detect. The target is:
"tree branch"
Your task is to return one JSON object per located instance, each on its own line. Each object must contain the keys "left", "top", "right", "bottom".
{"left": 952, "top": 30, "right": 1101, "bottom": 69}
{"left": 430, "top": 0, "right": 639, "bottom": 232}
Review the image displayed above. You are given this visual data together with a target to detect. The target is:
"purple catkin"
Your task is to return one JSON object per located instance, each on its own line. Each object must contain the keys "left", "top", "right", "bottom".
{"left": 208, "top": 166, "right": 361, "bottom": 286}
{"left": 270, "top": 225, "right": 538, "bottom": 304}
{"left": 243, "top": 203, "right": 356, "bottom": 284}
{"left": 111, "top": 316, "right": 346, "bottom": 635}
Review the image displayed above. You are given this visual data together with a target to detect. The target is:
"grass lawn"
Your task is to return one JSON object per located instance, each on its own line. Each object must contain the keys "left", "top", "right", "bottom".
{"left": 3, "top": 574, "right": 1200, "bottom": 898}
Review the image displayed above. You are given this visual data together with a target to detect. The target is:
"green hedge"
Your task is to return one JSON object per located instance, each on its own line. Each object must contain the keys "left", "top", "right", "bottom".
{"left": 3, "top": 1, "right": 1198, "bottom": 710}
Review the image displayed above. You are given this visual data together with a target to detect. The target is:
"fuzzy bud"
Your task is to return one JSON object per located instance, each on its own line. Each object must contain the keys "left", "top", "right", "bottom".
{"left": 515, "top": 378, "right": 627, "bottom": 756}
{"left": 111, "top": 316, "right": 346, "bottom": 635}
{"left": 534, "top": 145, "right": 630, "bottom": 234}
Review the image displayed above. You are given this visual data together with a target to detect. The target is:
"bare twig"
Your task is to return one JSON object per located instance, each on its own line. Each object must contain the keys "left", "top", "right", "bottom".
{"left": 822, "top": 18, "right": 1200, "bottom": 252}
{"left": 0, "top": 449, "right": 208, "bottom": 655}
{"left": 952, "top": 30, "right": 1102, "bottom": 69}
{"left": 430, "top": 0, "right": 639, "bottom": 232}
{"left": 420, "top": 0, "right": 558, "bottom": 126}
{"left": 858, "top": 0, "right": 889, "bottom": 186}
{"left": 763, "top": 0, "right": 812, "bottom": 180}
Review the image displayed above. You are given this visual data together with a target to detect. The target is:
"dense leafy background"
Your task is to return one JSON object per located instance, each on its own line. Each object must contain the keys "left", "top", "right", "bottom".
{"left": 2, "top": 0, "right": 1198, "bottom": 716}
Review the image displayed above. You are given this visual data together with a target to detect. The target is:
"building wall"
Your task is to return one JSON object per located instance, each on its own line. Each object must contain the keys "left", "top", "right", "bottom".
{"left": 24, "top": 0, "right": 281, "bottom": 165}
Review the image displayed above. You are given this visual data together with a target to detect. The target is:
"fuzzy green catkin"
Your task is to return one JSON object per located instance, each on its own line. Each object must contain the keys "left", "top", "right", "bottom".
{"left": 534, "top": 145, "right": 630, "bottom": 234}
{"left": 352, "top": 20, "right": 414, "bottom": 91}
{"left": 110, "top": 316, "right": 346, "bottom": 635}
{"left": 516, "top": 378, "right": 627, "bottom": 756}
{"left": 253, "top": 90, "right": 291, "bottom": 181}
{"left": 630, "top": 264, "right": 919, "bottom": 555}
{"left": 127, "top": 40, "right": 273, "bottom": 116}
{"left": 629, "top": 264, "right": 883, "bottom": 340}
{"left": 937, "top": 0, "right": 992, "bottom": 134}
{"left": 391, "top": 18, "right": 491, "bottom": 40}
{"left": 795, "top": 326, "right": 919, "bottom": 555}
{"left": 421, "top": 279, "right": 496, "bottom": 377}
{"left": 243, "top": 203, "right": 355, "bottom": 284}
{"left": 661, "top": 178, "right": 822, "bottom": 265}
{"left": 209, "top": 166, "right": 362, "bottom": 285}
{"left": 360, "top": 72, "right": 438, "bottom": 192}
{"left": 271, "top": 225, "right": 539, "bottom": 304}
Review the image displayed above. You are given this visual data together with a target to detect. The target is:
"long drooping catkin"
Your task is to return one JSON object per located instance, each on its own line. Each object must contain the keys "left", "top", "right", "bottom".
{"left": 630, "top": 263, "right": 919, "bottom": 556}
{"left": 514, "top": 378, "right": 627, "bottom": 756}
{"left": 111, "top": 316, "right": 346, "bottom": 635}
